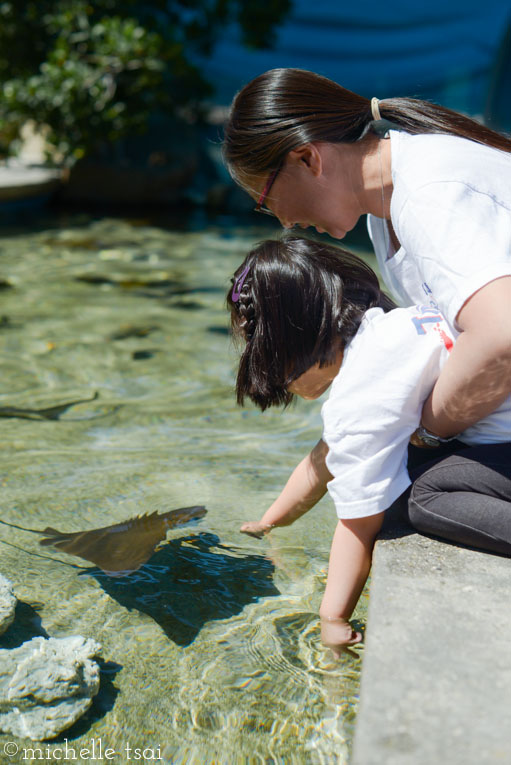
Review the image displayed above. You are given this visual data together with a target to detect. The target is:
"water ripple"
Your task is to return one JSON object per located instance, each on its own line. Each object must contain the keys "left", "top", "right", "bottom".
{"left": 0, "top": 216, "right": 372, "bottom": 762}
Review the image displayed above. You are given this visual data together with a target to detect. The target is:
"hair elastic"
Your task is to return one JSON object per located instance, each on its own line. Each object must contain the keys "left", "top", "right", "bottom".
{"left": 231, "top": 264, "right": 250, "bottom": 302}
{"left": 371, "top": 97, "right": 381, "bottom": 121}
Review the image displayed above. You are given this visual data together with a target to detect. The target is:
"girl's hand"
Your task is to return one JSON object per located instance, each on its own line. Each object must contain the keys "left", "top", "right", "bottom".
{"left": 320, "top": 616, "right": 362, "bottom": 658}
{"left": 240, "top": 521, "right": 274, "bottom": 539}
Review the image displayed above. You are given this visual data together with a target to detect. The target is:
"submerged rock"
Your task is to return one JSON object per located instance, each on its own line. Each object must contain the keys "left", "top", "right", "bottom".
{"left": 0, "top": 636, "right": 101, "bottom": 740}
{"left": 0, "top": 574, "right": 16, "bottom": 635}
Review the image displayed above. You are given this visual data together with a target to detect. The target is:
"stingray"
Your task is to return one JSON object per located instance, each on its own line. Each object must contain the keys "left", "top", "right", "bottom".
{"left": 0, "top": 392, "right": 99, "bottom": 420}
{"left": 0, "top": 506, "right": 207, "bottom": 576}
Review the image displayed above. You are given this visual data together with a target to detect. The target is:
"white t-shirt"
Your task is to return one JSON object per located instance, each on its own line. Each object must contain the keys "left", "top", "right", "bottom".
{"left": 367, "top": 131, "right": 511, "bottom": 329}
{"left": 322, "top": 305, "right": 511, "bottom": 520}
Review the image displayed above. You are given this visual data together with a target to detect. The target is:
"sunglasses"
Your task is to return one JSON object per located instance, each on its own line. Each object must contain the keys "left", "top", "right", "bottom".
{"left": 254, "top": 163, "right": 282, "bottom": 216}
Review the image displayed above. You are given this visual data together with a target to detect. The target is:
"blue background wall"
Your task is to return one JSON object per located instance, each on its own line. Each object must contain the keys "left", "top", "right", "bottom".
{"left": 205, "top": 0, "right": 511, "bottom": 128}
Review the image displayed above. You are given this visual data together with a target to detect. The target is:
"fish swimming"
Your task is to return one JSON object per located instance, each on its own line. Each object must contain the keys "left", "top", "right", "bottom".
{"left": 0, "top": 506, "right": 207, "bottom": 576}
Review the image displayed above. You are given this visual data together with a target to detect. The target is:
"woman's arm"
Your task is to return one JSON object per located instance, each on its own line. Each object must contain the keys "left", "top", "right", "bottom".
{"left": 240, "top": 439, "right": 331, "bottom": 537}
{"left": 421, "top": 277, "right": 511, "bottom": 437}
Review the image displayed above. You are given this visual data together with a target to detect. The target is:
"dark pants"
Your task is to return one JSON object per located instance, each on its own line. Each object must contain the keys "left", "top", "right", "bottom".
{"left": 404, "top": 441, "right": 511, "bottom": 556}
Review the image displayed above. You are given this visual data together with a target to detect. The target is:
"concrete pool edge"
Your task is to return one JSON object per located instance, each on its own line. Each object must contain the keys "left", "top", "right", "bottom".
{"left": 351, "top": 512, "right": 511, "bottom": 765}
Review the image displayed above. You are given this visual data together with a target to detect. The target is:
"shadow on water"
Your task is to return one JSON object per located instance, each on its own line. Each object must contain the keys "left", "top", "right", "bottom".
{"left": 1, "top": 513, "right": 279, "bottom": 647}
{"left": 53, "top": 658, "right": 123, "bottom": 742}
{"left": 0, "top": 579, "right": 122, "bottom": 739}
{"left": 0, "top": 600, "right": 49, "bottom": 649}
{"left": 0, "top": 602, "right": 122, "bottom": 739}
{"left": 84, "top": 532, "right": 279, "bottom": 647}
{"left": 1, "top": 517, "right": 279, "bottom": 647}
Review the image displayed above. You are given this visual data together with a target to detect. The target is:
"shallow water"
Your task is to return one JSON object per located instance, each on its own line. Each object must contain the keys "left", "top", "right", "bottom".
{"left": 0, "top": 214, "right": 373, "bottom": 764}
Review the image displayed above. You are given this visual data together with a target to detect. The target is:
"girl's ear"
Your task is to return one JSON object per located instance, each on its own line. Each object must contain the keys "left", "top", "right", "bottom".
{"left": 287, "top": 144, "right": 323, "bottom": 176}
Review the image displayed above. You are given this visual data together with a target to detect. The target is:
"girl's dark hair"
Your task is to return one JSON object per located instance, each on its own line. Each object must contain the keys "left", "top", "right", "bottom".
{"left": 223, "top": 68, "right": 511, "bottom": 182}
{"left": 227, "top": 236, "right": 396, "bottom": 410}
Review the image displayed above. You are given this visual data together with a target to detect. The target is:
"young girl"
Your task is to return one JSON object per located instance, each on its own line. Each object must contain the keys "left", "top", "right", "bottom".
{"left": 227, "top": 237, "right": 511, "bottom": 653}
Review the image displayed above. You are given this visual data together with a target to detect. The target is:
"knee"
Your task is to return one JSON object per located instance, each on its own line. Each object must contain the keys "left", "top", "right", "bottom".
{"left": 407, "top": 477, "right": 436, "bottom": 532}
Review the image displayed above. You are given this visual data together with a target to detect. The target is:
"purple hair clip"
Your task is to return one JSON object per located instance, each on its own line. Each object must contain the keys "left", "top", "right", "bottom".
{"left": 231, "top": 264, "right": 250, "bottom": 302}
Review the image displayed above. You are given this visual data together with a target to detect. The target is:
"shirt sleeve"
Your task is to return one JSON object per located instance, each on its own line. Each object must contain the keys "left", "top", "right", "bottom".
{"left": 395, "top": 182, "right": 511, "bottom": 328}
{"left": 322, "top": 308, "right": 452, "bottom": 519}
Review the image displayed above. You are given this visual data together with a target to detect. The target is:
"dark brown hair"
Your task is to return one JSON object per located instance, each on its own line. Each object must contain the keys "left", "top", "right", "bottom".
{"left": 227, "top": 236, "right": 396, "bottom": 410}
{"left": 223, "top": 68, "right": 511, "bottom": 182}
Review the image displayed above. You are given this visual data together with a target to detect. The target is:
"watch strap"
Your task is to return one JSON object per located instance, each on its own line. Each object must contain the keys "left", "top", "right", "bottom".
{"left": 415, "top": 425, "right": 460, "bottom": 446}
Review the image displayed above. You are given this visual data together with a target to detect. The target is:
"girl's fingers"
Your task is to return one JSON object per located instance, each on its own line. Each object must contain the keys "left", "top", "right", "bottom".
{"left": 240, "top": 524, "right": 265, "bottom": 538}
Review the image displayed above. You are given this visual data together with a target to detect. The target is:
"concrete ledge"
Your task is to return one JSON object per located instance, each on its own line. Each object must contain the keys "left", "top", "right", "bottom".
{"left": 0, "top": 164, "right": 61, "bottom": 202}
{"left": 351, "top": 511, "right": 511, "bottom": 765}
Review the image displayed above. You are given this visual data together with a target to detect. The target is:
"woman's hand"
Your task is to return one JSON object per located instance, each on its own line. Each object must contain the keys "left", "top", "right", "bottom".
{"left": 320, "top": 616, "right": 362, "bottom": 658}
{"left": 240, "top": 521, "right": 273, "bottom": 539}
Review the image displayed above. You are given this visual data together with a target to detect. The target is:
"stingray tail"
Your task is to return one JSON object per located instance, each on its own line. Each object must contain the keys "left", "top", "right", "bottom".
{"left": 0, "top": 518, "right": 46, "bottom": 534}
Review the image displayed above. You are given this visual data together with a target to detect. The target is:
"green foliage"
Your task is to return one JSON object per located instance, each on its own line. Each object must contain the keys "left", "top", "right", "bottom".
{"left": 0, "top": 0, "right": 291, "bottom": 163}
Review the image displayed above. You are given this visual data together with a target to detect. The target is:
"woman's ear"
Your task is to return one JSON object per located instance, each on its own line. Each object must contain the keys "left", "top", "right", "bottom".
{"left": 287, "top": 144, "right": 323, "bottom": 176}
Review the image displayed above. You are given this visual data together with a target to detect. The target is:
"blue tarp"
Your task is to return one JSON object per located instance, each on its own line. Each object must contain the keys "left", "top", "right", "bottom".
{"left": 205, "top": 0, "right": 511, "bottom": 125}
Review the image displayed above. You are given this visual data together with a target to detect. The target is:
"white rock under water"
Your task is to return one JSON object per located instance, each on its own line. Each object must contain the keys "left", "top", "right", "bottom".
{"left": 0, "top": 635, "right": 101, "bottom": 740}
{"left": 0, "top": 574, "right": 16, "bottom": 635}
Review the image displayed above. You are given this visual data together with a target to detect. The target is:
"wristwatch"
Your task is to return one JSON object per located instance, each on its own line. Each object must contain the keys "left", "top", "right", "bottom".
{"left": 412, "top": 425, "right": 459, "bottom": 448}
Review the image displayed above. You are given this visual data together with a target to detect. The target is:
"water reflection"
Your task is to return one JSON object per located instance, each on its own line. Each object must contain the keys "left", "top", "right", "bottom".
{"left": 0, "top": 216, "right": 367, "bottom": 762}
{"left": 89, "top": 532, "right": 279, "bottom": 647}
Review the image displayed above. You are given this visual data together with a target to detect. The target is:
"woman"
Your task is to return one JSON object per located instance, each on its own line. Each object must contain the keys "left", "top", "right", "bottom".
{"left": 222, "top": 67, "right": 511, "bottom": 556}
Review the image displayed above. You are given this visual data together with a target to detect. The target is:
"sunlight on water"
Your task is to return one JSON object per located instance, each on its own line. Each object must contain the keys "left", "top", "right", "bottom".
{"left": 0, "top": 214, "right": 373, "bottom": 763}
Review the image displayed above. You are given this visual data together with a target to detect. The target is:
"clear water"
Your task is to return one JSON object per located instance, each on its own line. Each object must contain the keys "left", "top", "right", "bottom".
{"left": 0, "top": 214, "right": 372, "bottom": 764}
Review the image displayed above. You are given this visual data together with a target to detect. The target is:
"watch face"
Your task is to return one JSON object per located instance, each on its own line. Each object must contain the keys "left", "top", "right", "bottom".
{"left": 422, "top": 435, "right": 440, "bottom": 448}
{"left": 414, "top": 427, "right": 441, "bottom": 448}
